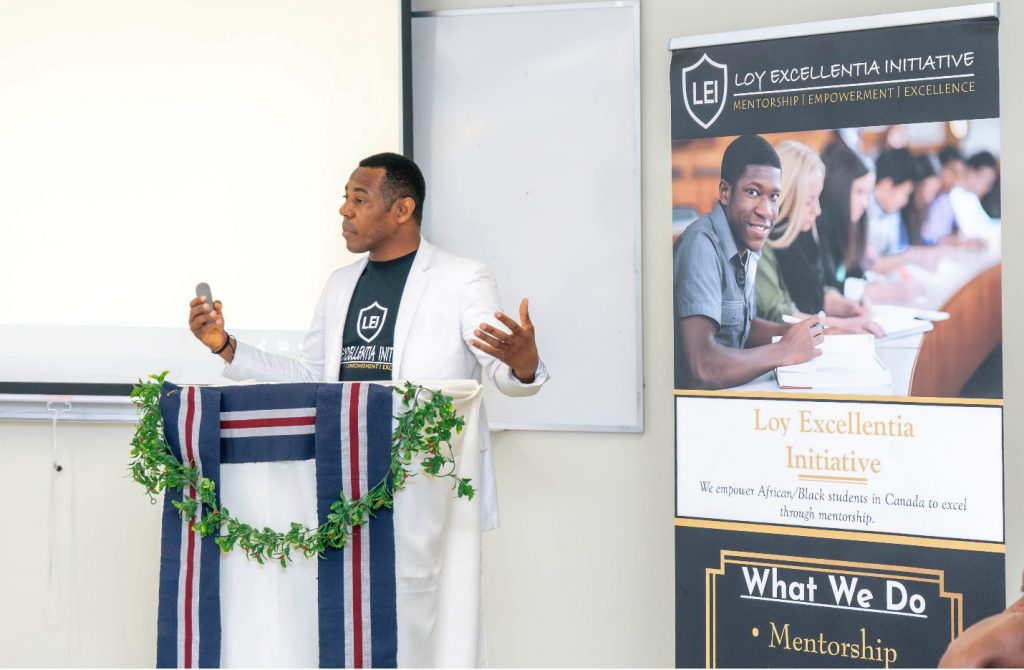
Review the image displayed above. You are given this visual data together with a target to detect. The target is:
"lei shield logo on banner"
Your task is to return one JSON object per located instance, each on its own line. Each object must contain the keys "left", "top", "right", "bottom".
{"left": 357, "top": 302, "right": 388, "bottom": 343}
{"left": 682, "top": 53, "right": 728, "bottom": 130}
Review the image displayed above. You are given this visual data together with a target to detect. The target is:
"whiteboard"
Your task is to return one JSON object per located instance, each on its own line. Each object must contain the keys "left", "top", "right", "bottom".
{"left": 411, "top": 2, "right": 642, "bottom": 432}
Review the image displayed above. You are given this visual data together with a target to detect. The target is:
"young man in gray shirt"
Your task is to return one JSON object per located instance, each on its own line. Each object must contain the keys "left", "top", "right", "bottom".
{"left": 674, "top": 135, "right": 822, "bottom": 390}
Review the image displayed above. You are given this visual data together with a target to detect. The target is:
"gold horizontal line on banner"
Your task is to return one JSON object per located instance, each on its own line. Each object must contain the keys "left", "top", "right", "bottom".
{"left": 675, "top": 517, "right": 1005, "bottom": 553}
{"left": 672, "top": 389, "right": 1003, "bottom": 406}
{"left": 798, "top": 474, "right": 868, "bottom": 484}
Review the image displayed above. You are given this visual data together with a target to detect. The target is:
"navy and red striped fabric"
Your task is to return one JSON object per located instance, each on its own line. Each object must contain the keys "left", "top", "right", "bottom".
{"left": 315, "top": 383, "right": 397, "bottom": 668}
{"left": 157, "top": 382, "right": 397, "bottom": 668}
{"left": 157, "top": 385, "right": 222, "bottom": 669}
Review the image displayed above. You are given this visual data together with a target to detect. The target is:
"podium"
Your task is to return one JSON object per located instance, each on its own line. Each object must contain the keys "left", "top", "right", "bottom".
{"left": 156, "top": 380, "right": 485, "bottom": 668}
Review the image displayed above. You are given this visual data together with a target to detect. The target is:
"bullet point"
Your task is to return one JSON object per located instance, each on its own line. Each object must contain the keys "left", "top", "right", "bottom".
{"left": 751, "top": 627, "right": 759, "bottom": 638}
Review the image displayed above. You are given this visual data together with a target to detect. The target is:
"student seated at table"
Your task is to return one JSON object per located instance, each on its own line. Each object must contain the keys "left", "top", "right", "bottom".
{"left": 922, "top": 149, "right": 998, "bottom": 244}
{"left": 953, "top": 150, "right": 999, "bottom": 238}
{"left": 815, "top": 142, "right": 922, "bottom": 305}
{"left": 902, "top": 153, "right": 942, "bottom": 245}
{"left": 920, "top": 146, "right": 961, "bottom": 245}
{"left": 816, "top": 142, "right": 874, "bottom": 294}
{"left": 673, "top": 135, "right": 823, "bottom": 390}
{"left": 863, "top": 148, "right": 949, "bottom": 274}
{"left": 755, "top": 141, "right": 883, "bottom": 337}
{"left": 865, "top": 148, "right": 915, "bottom": 260}
{"left": 939, "top": 145, "right": 966, "bottom": 192}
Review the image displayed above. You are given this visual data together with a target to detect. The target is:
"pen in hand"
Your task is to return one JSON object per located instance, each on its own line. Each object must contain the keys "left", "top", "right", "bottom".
{"left": 782, "top": 311, "right": 827, "bottom": 329}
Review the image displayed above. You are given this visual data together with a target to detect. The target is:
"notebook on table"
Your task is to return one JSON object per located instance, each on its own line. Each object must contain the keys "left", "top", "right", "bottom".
{"left": 774, "top": 334, "right": 893, "bottom": 389}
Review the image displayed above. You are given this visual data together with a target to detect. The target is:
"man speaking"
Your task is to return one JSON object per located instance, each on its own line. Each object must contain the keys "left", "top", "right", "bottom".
{"left": 187, "top": 151, "right": 548, "bottom": 531}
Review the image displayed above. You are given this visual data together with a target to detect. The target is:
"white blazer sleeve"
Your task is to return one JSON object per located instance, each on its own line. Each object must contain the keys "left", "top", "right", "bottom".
{"left": 222, "top": 283, "right": 328, "bottom": 383}
{"left": 459, "top": 264, "right": 549, "bottom": 397}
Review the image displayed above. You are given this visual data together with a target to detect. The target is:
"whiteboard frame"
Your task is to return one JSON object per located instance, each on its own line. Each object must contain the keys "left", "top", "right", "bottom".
{"left": 411, "top": 0, "right": 644, "bottom": 433}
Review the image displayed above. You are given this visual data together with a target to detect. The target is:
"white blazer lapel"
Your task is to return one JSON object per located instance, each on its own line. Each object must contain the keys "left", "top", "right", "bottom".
{"left": 323, "top": 257, "right": 368, "bottom": 381}
{"left": 391, "top": 238, "right": 433, "bottom": 380}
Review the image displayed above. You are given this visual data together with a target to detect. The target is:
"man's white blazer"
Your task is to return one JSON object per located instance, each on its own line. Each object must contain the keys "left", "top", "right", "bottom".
{"left": 223, "top": 236, "right": 547, "bottom": 529}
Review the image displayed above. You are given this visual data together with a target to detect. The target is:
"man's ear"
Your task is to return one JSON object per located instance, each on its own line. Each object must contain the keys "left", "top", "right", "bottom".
{"left": 718, "top": 178, "right": 731, "bottom": 207}
{"left": 393, "top": 196, "right": 417, "bottom": 224}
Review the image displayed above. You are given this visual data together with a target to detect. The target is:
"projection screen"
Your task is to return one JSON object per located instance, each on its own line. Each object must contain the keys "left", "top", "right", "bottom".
{"left": 0, "top": 0, "right": 403, "bottom": 394}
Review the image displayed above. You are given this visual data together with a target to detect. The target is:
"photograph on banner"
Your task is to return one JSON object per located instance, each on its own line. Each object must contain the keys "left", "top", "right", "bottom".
{"left": 671, "top": 121, "right": 1001, "bottom": 398}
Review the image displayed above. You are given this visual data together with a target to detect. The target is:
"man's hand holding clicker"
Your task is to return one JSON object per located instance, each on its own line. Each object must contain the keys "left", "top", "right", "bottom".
{"left": 188, "top": 296, "right": 233, "bottom": 362}
{"left": 470, "top": 298, "right": 539, "bottom": 383}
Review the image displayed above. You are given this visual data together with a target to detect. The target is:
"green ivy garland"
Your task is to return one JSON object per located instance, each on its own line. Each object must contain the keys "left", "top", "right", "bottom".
{"left": 129, "top": 372, "right": 473, "bottom": 567}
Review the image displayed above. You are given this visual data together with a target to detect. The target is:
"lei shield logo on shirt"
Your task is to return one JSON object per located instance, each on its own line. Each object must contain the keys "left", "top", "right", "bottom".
{"left": 356, "top": 302, "right": 388, "bottom": 343}
{"left": 682, "top": 53, "right": 728, "bottom": 130}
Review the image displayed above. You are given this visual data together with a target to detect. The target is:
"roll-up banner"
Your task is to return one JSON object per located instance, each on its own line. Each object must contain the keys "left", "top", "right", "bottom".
{"left": 670, "top": 5, "right": 1004, "bottom": 668}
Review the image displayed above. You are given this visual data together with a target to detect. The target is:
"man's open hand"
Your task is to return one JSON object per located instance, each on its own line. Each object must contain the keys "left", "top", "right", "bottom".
{"left": 470, "top": 298, "right": 539, "bottom": 383}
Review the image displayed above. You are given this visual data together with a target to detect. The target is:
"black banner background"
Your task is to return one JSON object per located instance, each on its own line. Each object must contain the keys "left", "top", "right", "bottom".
{"left": 675, "top": 525, "right": 1005, "bottom": 668}
{"left": 671, "top": 18, "right": 998, "bottom": 140}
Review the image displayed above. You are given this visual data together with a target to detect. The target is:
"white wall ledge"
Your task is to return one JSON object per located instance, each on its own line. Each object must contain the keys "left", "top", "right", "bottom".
{"left": 0, "top": 395, "right": 137, "bottom": 423}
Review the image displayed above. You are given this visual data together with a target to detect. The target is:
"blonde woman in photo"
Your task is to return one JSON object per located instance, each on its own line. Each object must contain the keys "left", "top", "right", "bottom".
{"left": 756, "top": 140, "right": 884, "bottom": 336}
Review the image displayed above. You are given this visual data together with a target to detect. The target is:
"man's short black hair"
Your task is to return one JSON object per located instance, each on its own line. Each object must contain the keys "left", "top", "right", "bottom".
{"left": 875, "top": 148, "right": 916, "bottom": 186}
{"left": 938, "top": 145, "right": 964, "bottom": 166}
{"left": 720, "top": 135, "right": 781, "bottom": 186}
{"left": 358, "top": 152, "right": 426, "bottom": 223}
{"left": 966, "top": 150, "right": 998, "bottom": 171}
{"left": 912, "top": 154, "right": 939, "bottom": 182}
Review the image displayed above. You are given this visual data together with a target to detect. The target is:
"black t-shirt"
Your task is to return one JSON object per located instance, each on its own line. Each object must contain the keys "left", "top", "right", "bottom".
{"left": 339, "top": 250, "right": 417, "bottom": 381}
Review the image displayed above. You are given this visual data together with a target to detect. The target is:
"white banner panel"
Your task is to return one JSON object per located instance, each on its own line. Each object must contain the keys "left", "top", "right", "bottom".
{"left": 676, "top": 395, "right": 1003, "bottom": 542}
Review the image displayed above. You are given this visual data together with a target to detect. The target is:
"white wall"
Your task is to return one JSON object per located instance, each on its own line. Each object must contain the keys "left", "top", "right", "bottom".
{"left": 1, "top": 0, "right": 1020, "bottom": 666}
{"left": 0, "top": 420, "right": 158, "bottom": 666}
